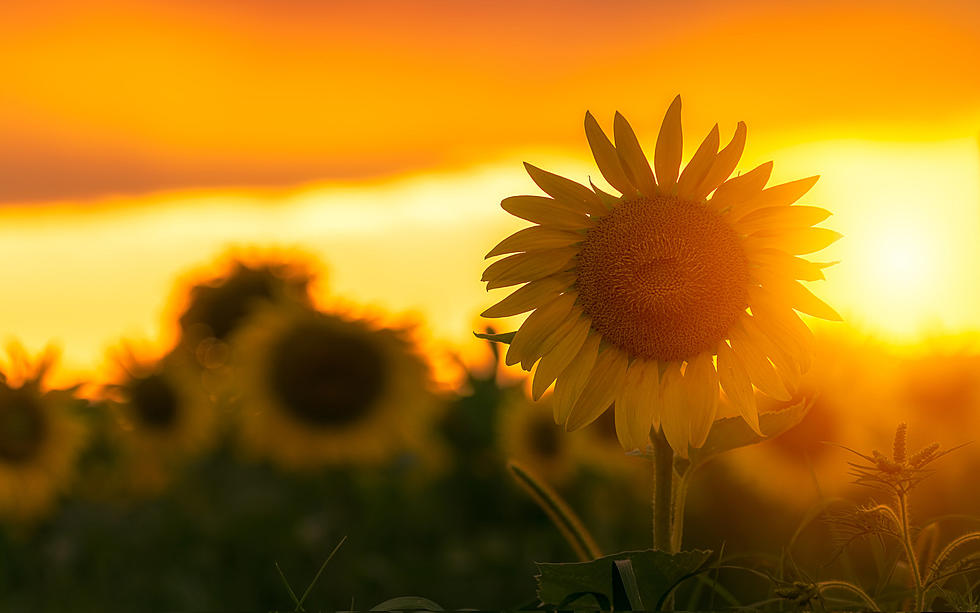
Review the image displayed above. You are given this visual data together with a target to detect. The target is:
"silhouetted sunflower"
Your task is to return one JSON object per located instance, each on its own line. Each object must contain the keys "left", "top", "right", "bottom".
{"left": 178, "top": 258, "right": 314, "bottom": 360}
{"left": 483, "top": 96, "right": 841, "bottom": 457}
{"left": 106, "top": 349, "right": 218, "bottom": 493}
{"left": 0, "top": 347, "right": 86, "bottom": 519}
{"left": 230, "top": 304, "right": 443, "bottom": 470}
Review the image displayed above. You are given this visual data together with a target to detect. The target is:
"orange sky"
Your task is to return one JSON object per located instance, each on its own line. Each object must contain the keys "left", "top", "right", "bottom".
{"left": 1, "top": 0, "right": 979, "bottom": 381}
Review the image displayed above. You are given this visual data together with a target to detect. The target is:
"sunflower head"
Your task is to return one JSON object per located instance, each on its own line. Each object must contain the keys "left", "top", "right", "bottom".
{"left": 178, "top": 259, "right": 314, "bottom": 349}
{"left": 482, "top": 96, "right": 841, "bottom": 457}
{"left": 230, "top": 303, "right": 445, "bottom": 470}
{"left": 0, "top": 346, "right": 86, "bottom": 519}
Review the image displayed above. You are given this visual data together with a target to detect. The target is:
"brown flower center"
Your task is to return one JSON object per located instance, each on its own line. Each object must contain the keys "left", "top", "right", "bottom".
{"left": 267, "top": 320, "right": 387, "bottom": 428}
{"left": 0, "top": 388, "right": 47, "bottom": 463}
{"left": 129, "top": 374, "right": 180, "bottom": 429}
{"left": 576, "top": 196, "right": 750, "bottom": 362}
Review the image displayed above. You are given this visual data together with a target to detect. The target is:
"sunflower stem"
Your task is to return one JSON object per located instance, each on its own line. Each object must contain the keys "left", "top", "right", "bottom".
{"left": 670, "top": 468, "right": 692, "bottom": 553}
{"left": 651, "top": 428, "right": 675, "bottom": 552}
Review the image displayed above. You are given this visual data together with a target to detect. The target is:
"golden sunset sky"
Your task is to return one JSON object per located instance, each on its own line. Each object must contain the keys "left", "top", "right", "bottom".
{"left": 1, "top": 0, "right": 979, "bottom": 381}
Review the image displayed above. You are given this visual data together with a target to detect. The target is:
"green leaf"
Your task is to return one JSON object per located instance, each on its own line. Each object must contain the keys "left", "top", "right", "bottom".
{"left": 690, "top": 398, "right": 813, "bottom": 465}
{"left": 370, "top": 596, "right": 445, "bottom": 611}
{"left": 537, "top": 548, "right": 712, "bottom": 610}
{"left": 473, "top": 330, "right": 516, "bottom": 344}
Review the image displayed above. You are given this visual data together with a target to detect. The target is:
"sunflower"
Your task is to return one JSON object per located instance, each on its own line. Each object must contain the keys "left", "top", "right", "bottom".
{"left": 498, "top": 393, "right": 583, "bottom": 486}
{"left": 482, "top": 96, "right": 840, "bottom": 457}
{"left": 106, "top": 348, "right": 219, "bottom": 494}
{"left": 177, "top": 258, "right": 314, "bottom": 362}
{"left": 0, "top": 347, "right": 86, "bottom": 520}
{"left": 229, "top": 303, "right": 444, "bottom": 471}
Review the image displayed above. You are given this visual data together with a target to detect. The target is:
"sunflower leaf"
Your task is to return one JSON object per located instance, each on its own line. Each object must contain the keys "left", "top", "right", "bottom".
{"left": 370, "top": 596, "right": 445, "bottom": 611}
{"left": 690, "top": 397, "right": 813, "bottom": 465}
{"left": 473, "top": 330, "right": 516, "bottom": 344}
{"left": 536, "top": 548, "right": 712, "bottom": 610}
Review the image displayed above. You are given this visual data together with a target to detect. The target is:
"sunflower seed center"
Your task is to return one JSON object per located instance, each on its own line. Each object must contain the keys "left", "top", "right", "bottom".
{"left": 576, "top": 196, "right": 749, "bottom": 362}
{"left": 0, "top": 388, "right": 47, "bottom": 463}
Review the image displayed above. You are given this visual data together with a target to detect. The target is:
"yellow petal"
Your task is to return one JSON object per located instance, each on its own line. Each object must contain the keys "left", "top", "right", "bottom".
{"left": 738, "top": 315, "right": 802, "bottom": 395}
{"left": 658, "top": 362, "right": 690, "bottom": 458}
{"left": 505, "top": 292, "right": 577, "bottom": 367}
{"left": 481, "top": 273, "right": 576, "bottom": 318}
{"left": 759, "top": 277, "right": 842, "bottom": 321}
{"left": 523, "top": 305, "right": 586, "bottom": 370}
{"left": 735, "top": 205, "right": 832, "bottom": 234}
{"left": 739, "top": 175, "right": 819, "bottom": 210}
{"left": 676, "top": 124, "right": 720, "bottom": 199}
{"left": 483, "top": 248, "right": 577, "bottom": 290}
{"left": 716, "top": 341, "right": 761, "bottom": 435}
{"left": 584, "top": 111, "right": 639, "bottom": 197}
{"left": 654, "top": 95, "right": 682, "bottom": 190}
{"left": 727, "top": 324, "right": 791, "bottom": 401}
{"left": 684, "top": 351, "right": 719, "bottom": 448}
{"left": 565, "top": 347, "right": 629, "bottom": 431}
{"left": 531, "top": 316, "right": 591, "bottom": 400}
{"left": 500, "top": 195, "right": 592, "bottom": 229}
{"left": 524, "top": 163, "right": 607, "bottom": 216}
{"left": 553, "top": 333, "right": 601, "bottom": 425}
{"left": 748, "top": 249, "right": 826, "bottom": 282}
{"left": 693, "top": 121, "right": 746, "bottom": 199}
{"left": 613, "top": 112, "right": 657, "bottom": 196}
{"left": 749, "top": 285, "right": 815, "bottom": 357}
{"left": 709, "top": 161, "right": 773, "bottom": 212}
{"left": 486, "top": 226, "right": 584, "bottom": 258}
{"left": 615, "top": 359, "right": 661, "bottom": 450}
{"left": 744, "top": 227, "right": 842, "bottom": 255}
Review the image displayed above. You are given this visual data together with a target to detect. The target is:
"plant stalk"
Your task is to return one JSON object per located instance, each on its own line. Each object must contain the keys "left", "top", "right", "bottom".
{"left": 897, "top": 491, "right": 924, "bottom": 611}
{"left": 652, "top": 428, "right": 675, "bottom": 552}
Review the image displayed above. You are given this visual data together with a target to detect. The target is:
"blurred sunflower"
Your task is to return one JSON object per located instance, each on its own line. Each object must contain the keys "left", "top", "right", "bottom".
{"left": 0, "top": 347, "right": 86, "bottom": 520}
{"left": 178, "top": 258, "right": 314, "bottom": 362}
{"left": 229, "top": 303, "right": 444, "bottom": 470}
{"left": 105, "top": 348, "right": 218, "bottom": 494}
{"left": 483, "top": 96, "right": 840, "bottom": 457}
{"left": 498, "top": 393, "right": 581, "bottom": 485}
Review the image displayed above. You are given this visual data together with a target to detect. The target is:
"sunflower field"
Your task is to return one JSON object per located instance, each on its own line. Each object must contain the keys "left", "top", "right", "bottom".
{"left": 3, "top": 1, "right": 980, "bottom": 611}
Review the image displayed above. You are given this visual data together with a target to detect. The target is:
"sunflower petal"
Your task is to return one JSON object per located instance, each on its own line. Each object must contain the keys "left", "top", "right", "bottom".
{"left": 738, "top": 315, "right": 802, "bottom": 396}
{"left": 615, "top": 359, "right": 660, "bottom": 450}
{"left": 748, "top": 249, "right": 826, "bottom": 282}
{"left": 523, "top": 305, "right": 586, "bottom": 370}
{"left": 693, "top": 121, "right": 746, "bottom": 199}
{"left": 486, "top": 226, "right": 584, "bottom": 258}
{"left": 761, "top": 278, "right": 842, "bottom": 321}
{"left": 500, "top": 195, "right": 592, "bottom": 229}
{"left": 659, "top": 362, "right": 690, "bottom": 458}
{"left": 553, "top": 333, "right": 601, "bottom": 425}
{"left": 716, "top": 341, "right": 761, "bottom": 435}
{"left": 727, "top": 324, "right": 791, "bottom": 401}
{"left": 684, "top": 351, "right": 719, "bottom": 448}
{"left": 483, "top": 248, "right": 577, "bottom": 290}
{"left": 741, "top": 175, "right": 820, "bottom": 209}
{"left": 505, "top": 292, "right": 577, "bottom": 367}
{"left": 676, "top": 124, "right": 720, "bottom": 199}
{"left": 584, "top": 111, "right": 639, "bottom": 197}
{"left": 736, "top": 205, "right": 832, "bottom": 234}
{"left": 709, "top": 161, "right": 773, "bottom": 212}
{"left": 532, "top": 316, "right": 591, "bottom": 400}
{"left": 481, "top": 273, "right": 576, "bottom": 318}
{"left": 590, "top": 179, "right": 621, "bottom": 209}
{"left": 524, "top": 163, "right": 606, "bottom": 216}
{"left": 654, "top": 95, "right": 682, "bottom": 190}
{"left": 744, "top": 227, "right": 842, "bottom": 255}
{"left": 566, "top": 347, "right": 629, "bottom": 431}
{"left": 613, "top": 112, "right": 657, "bottom": 196}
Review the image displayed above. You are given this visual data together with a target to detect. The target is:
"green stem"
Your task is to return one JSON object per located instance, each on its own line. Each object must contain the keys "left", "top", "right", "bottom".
{"left": 670, "top": 469, "right": 692, "bottom": 553}
{"left": 897, "top": 491, "right": 924, "bottom": 612}
{"left": 651, "top": 429, "right": 675, "bottom": 552}
{"left": 816, "top": 580, "right": 881, "bottom": 611}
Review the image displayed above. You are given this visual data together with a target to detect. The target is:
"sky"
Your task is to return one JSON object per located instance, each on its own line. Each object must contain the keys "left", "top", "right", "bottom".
{"left": 1, "top": 0, "right": 979, "bottom": 381}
